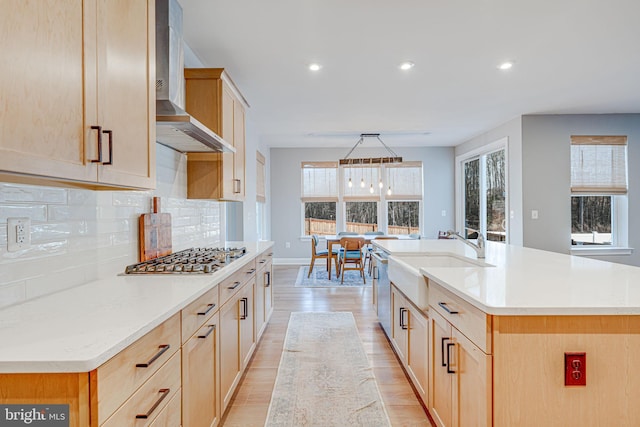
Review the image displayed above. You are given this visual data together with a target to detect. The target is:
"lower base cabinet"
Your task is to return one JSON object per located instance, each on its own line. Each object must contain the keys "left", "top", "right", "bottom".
{"left": 429, "top": 283, "right": 493, "bottom": 427}
{"left": 182, "top": 312, "right": 220, "bottom": 427}
{"left": 0, "top": 248, "right": 275, "bottom": 427}
{"left": 390, "top": 284, "right": 429, "bottom": 404}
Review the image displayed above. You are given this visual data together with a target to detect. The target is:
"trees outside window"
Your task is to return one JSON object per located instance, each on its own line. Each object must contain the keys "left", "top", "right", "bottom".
{"left": 461, "top": 147, "right": 506, "bottom": 242}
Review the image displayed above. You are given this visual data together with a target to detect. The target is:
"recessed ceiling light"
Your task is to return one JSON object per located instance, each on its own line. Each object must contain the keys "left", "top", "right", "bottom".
{"left": 399, "top": 61, "right": 415, "bottom": 71}
{"left": 498, "top": 61, "right": 514, "bottom": 70}
{"left": 309, "top": 63, "right": 322, "bottom": 71}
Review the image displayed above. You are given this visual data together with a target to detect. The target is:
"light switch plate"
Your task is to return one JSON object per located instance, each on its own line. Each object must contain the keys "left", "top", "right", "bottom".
{"left": 7, "top": 217, "right": 31, "bottom": 252}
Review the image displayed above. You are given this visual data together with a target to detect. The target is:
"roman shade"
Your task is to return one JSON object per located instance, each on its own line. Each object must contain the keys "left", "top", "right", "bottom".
{"left": 301, "top": 162, "right": 338, "bottom": 201}
{"left": 257, "top": 151, "right": 266, "bottom": 203}
{"left": 385, "top": 161, "right": 423, "bottom": 200}
{"left": 343, "top": 165, "right": 381, "bottom": 201}
{"left": 570, "top": 135, "right": 627, "bottom": 194}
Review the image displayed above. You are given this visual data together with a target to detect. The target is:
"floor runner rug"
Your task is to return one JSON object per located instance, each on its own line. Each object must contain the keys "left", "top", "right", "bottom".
{"left": 265, "top": 311, "right": 391, "bottom": 426}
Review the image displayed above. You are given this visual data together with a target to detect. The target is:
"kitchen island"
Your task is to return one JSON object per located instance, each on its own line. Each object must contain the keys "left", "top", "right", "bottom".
{"left": 0, "top": 241, "right": 274, "bottom": 427}
{"left": 373, "top": 239, "right": 640, "bottom": 427}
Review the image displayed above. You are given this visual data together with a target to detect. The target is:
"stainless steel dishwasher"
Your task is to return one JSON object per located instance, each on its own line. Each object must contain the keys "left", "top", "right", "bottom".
{"left": 372, "top": 250, "right": 391, "bottom": 336}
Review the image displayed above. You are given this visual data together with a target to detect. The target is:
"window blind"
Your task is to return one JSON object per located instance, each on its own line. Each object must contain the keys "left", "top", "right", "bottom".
{"left": 256, "top": 151, "right": 266, "bottom": 203}
{"left": 343, "top": 165, "right": 381, "bottom": 201}
{"left": 301, "top": 162, "right": 338, "bottom": 201}
{"left": 386, "top": 161, "right": 423, "bottom": 200}
{"left": 570, "top": 135, "right": 627, "bottom": 194}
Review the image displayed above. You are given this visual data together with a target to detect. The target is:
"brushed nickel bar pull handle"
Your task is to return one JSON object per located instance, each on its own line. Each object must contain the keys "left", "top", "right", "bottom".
{"left": 259, "top": 259, "right": 267, "bottom": 264}
{"left": 90, "top": 126, "right": 102, "bottom": 163}
{"left": 439, "top": 302, "right": 459, "bottom": 315}
{"left": 446, "top": 342, "right": 456, "bottom": 374}
{"left": 136, "top": 344, "right": 170, "bottom": 368}
{"left": 198, "top": 324, "right": 216, "bottom": 339}
{"left": 102, "top": 129, "right": 113, "bottom": 165}
{"left": 240, "top": 297, "right": 248, "bottom": 319}
{"left": 197, "top": 303, "right": 216, "bottom": 316}
{"left": 265, "top": 271, "right": 271, "bottom": 287}
{"left": 136, "top": 388, "right": 170, "bottom": 419}
{"left": 228, "top": 281, "right": 241, "bottom": 290}
{"left": 246, "top": 268, "right": 256, "bottom": 274}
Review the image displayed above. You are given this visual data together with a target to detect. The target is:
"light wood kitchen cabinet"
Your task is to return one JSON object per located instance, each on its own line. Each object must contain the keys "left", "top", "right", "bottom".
{"left": 429, "top": 284, "right": 492, "bottom": 427}
{"left": 185, "top": 68, "right": 247, "bottom": 200}
{"left": 238, "top": 280, "right": 256, "bottom": 370}
{"left": 0, "top": 0, "right": 155, "bottom": 190}
{"left": 219, "top": 293, "right": 241, "bottom": 413}
{"left": 181, "top": 287, "right": 221, "bottom": 427}
{"left": 92, "top": 313, "right": 181, "bottom": 426}
{"left": 255, "top": 252, "right": 274, "bottom": 340}
{"left": 391, "top": 284, "right": 429, "bottom": 404}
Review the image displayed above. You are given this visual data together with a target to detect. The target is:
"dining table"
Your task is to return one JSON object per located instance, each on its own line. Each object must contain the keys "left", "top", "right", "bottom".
{"left": 323, "top": 234, "right": 413, "bottom": 279}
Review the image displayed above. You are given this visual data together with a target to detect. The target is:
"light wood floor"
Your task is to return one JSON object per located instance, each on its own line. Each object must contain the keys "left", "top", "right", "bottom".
{"left": 221, "top": 265, "right": 434, "bottom": 426}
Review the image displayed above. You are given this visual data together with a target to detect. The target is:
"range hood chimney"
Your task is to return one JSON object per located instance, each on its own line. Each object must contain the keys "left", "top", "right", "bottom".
{"left": 155, "top": 0, "right": 235, "bottom": 153}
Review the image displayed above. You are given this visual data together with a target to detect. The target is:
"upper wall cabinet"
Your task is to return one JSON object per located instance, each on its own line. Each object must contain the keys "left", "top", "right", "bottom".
{"left": 185, "top": 68, "right": 247, "bottom": 201}
{"left": 0, "top": 0, "right": 155, "bottom": 190}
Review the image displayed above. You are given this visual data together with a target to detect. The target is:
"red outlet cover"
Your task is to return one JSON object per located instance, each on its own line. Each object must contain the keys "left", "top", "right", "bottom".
{"left": 564, "top": 352, "right": 586, "bottom": 386}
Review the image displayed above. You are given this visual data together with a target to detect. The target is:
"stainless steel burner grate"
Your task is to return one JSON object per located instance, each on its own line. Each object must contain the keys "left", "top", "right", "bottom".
{"left": 125, "top": 247, "right": 247, "bottom": 274}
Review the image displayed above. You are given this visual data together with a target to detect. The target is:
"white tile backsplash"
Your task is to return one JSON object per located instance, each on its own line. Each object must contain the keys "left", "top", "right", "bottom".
{"left": 0, "top": 145, "right": 224, "bottom": 308}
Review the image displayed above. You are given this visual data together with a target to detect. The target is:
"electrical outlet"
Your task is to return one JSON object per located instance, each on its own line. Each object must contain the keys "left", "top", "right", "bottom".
{"left": 565, "top": 352, "right": 586, "bottom": 386}
{"left": 441, "top": 210, "right": 446, "bottom": 217}
{"left": 531, "top": 210, "right": 539, "bottom": 220}
{"left": 285, "top": 242, "right": 291, "bottom": 248}
{"left": 7, "top": 217, "right": 31, "bottom": 252}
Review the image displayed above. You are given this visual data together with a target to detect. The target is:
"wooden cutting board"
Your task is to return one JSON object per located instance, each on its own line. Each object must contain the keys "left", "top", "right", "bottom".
{"left": 139, "top": 197, "right": 172, "bottom": 261}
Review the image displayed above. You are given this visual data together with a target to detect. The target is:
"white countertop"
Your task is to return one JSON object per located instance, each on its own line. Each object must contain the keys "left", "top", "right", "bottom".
{"left": 0, "top": 241, "right": 273, "bottom": 373}
{"left": 374, "top": 239, "right": 640, "bottom": 316}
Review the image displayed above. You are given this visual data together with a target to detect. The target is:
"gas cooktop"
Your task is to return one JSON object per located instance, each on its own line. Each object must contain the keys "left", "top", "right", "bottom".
{"left": 124, "top": 247, "right": 246, "bottom": 274}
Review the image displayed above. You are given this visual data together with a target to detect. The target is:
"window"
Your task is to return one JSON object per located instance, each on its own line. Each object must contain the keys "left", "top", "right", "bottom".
{"left": 302, "top": 162, "right": 338, "bottom": 235}
{"left": 301, "top": 161, "right": 423, "bottom": 235}
{"left": 386, "top": 163, "right": 422, "bottom": 235}
{"left": 388, "top": 201, "right": 419, "bottom": 235}
{"left": 460, "top": 145, "right": 507, "bottom": 242}
{"left": 570, "top": 135, "right": 628, "bottom": 248}
{"left": 256, "top": 151, "right": 267, "bottom": 240}
{"left": 345, "top": 201, "right": 378, "bottom": 233}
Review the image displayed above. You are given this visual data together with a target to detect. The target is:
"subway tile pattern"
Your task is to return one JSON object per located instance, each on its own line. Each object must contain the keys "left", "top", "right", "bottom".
{"left": 0, "top": 145, "right": 223, "bottom": 308}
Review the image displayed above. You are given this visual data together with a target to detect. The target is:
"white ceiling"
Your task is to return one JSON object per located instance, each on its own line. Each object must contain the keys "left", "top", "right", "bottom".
{"left": 181, "top": 0, "right": 640, "bottom": 149}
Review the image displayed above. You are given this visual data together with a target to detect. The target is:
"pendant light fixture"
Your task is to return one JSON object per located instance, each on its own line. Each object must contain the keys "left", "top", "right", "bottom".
{"left": 340, "top": 133, "right": 402, "bottom": 194}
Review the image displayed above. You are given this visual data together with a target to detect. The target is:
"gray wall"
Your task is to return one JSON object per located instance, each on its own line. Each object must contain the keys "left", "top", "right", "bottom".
{"left": 521, "top": 114, "right": 640, "bottom": 265}
{"left": 270, "top": 146, "right": 455, "bottom": 260}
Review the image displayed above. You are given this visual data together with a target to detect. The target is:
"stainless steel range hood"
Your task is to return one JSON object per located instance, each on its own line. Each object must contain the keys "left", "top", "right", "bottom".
{"left": 155, "top": 0, "right": 234, "bottom": 153}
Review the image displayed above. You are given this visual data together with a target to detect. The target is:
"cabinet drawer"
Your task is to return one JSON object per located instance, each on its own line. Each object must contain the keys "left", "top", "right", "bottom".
{"left": 93, "top": 313, "right": 181, "bottom": 425}
{"left": 181, "top": 286, "right": 219, "bottom": 343}
{"left": 219, "top": 259, "right": 256, "bottom": 307}
{"left": 429, "top": 281, "right": 491, "bottom": 353}
{"left": 148, "top": 388, "right": 181, "bottom": 427}
{"left": 102, "top": 351, "right": 181, "bottom": 427}
{"left": 256, "top": 251, "right": 273, "bottom": 267}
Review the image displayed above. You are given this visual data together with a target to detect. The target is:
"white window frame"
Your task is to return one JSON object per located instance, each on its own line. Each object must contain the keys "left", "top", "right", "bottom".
{"left": 455, "top": 137, "right": 509, "bottom": 243}
{"left": 301, "top": 161, "right": 423, "bottom": 236}
{"left": 569, "top": 136, "right": 631, "bottom": 256}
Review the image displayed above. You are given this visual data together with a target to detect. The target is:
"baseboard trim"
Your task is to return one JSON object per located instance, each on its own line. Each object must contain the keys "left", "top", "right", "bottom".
{"left": 273, "top": 258, "right": 308, "bottom": 265}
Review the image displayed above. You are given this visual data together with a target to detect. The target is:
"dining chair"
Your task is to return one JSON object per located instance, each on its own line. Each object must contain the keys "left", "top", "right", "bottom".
{"left": 336, "top": 237, "right": 366, "bottom": 284}
{"left": 307, "top": 235, "right": 338, "bottom": 278}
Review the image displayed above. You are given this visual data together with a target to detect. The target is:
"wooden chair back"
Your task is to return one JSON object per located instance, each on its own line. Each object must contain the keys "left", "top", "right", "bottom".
{"left": 339, "top": 237, "right": 365, "bottom": 252}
